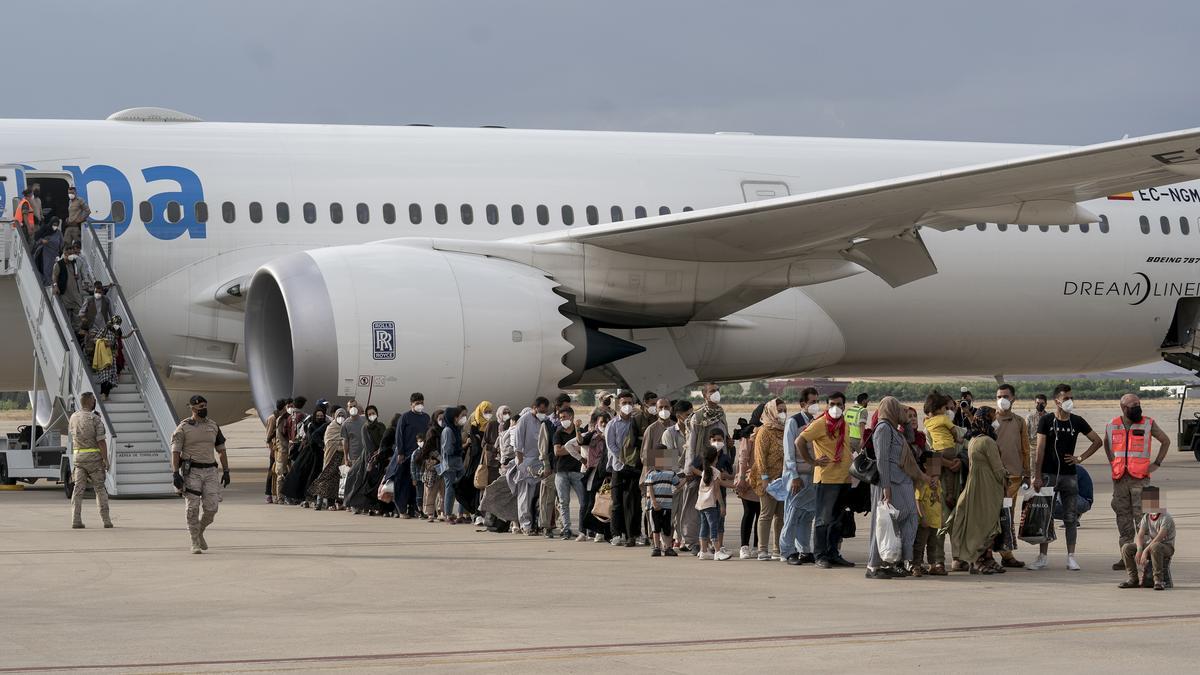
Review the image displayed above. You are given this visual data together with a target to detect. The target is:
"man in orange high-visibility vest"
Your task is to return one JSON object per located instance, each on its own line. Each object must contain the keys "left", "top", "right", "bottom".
{"left": 1104, "top": 393, "right": 1170, "bottom": 570}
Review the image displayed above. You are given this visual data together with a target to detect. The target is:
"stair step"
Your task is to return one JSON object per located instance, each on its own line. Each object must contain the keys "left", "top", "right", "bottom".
{"left": 113, "top": 431, "right": 161, "bottom": 444}
{"left": 112, "top": 421, "right": 155, "bottom": 434}
{"left": 104, "top": 402, "right": 148, "bottom": 415}
{"left": 119, "top": 462, "right": 172, "bottom": 474}
{"left": 106, "top": 392, "right": 145, "bottom": 404}
{"left": 114, "top": 453, "right": 169, "bottom": 465}
{"left": 111, "top": 483, "right": 177, "bottom": 497}
{"left": 116, "top": 472, "right": 175, "bottom": 486}
{"left": 108, "top": 412, "right": 153, "bottom": 425}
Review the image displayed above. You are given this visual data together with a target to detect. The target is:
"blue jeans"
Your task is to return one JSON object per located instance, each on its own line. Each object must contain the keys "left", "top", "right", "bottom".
{"left": 812, "top": 482, "right": 848, "bottom": 561}
{"left": 554, "top": 471, "right": 584, "bottom": 533}
{"left": 442, "top": 470, "right": 462, "bottom": 516}
{"left": 698, "top": 506, "right": 721, "bottom": 541}
{"left": 780, "top": 473, "right": 816, "bottom": 557}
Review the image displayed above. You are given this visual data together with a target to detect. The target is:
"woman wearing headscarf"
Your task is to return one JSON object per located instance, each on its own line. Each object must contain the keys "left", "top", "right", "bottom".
{"left": 749, "top": 398, "right": 787, "bottom": 560}
{"left": 283, "top": 407, "right": 328, "bottom": 505}
{"left": 456, "top": 401, "right": 493, "bottom": 520}
{"left": 307, "top": 408, "right": 347, "bottom": 510}
{"left": 439, "top": 405, "right": 467, "bottom": 523}
{"left": 865, "top": 396, "right": 924, "bottom": 579}
{"left": 484, "top": 405, "right": 508, "bottom": 486}
{"left": 732, "top": 403, "right": 763, "bottom": 559}
{"left": 579, "top": 410, "right": 612, "bottom": 542}
{"left": 90, "top": 315, "right": 135, "bottom": 401}
{"left": 942, "top": 435, "right": 1006, "bottom": 575}
{"left": 343, "top": 405, "right": 388, "bottom": 515}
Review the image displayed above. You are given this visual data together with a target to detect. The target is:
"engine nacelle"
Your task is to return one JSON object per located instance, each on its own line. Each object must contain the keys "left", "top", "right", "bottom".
{"left": 244, "top": 242, "right": 579, "bottom": 416}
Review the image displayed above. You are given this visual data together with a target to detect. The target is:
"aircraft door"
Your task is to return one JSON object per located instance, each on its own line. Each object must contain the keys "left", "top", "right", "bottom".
{"left": 0, "top": 168, "right": 17, "bottom": 221}
{"left": 740, "top": 180, "right": 791, "bottom": 203}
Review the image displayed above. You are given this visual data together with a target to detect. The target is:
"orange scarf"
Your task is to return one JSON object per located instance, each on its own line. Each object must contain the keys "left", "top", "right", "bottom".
{"left": 822, "top": 412, "right": 847, "bottom": 462}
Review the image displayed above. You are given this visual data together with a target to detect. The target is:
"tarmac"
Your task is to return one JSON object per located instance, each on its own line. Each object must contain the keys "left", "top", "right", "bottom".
{"left": 1, "top": 400, "right": 1197, "bottom": 673}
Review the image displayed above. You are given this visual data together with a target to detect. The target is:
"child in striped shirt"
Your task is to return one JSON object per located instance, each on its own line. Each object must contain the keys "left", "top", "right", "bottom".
{"left": 644, "top": 450, "right": 681, "bottom": 557}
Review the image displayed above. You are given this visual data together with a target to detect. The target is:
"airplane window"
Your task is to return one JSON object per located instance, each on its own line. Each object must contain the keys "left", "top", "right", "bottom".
{"left": 682, "top": 206, "right": 694, "bottom": 212}
{"left": 536, "top": 204, "right": 549, "bottom": 225}
{"left": 1098, "top": 215, "right": 1110, "bottom": 234}
{"left": 409, "top": 203, "right": 421, "bottom": 224}
{"left": 975, "top": 223, "right": 986, "bottom": 232}
{"left": 139, "top": 201, "right": 152, "bottom": 223}
{"left": 997, "top": 223, "right": 1008, "bottom": 232}
{"left": 166, "top": 201, "right": 182, "bottom": 224}
{"left": 1058, "top": 225, "right": 1069, "bottom": 233}
{"left": 659, "top": 206, "right": 670, "bottom": 216}
{"left": 461, "top": 204, "right": 473, "bottom": 224}
{"left": 111, "top": 201, "right": 126, "bottom": 224}
{"left": 1160, "top": 216, "right": 1171, "bottom": 235}
{"left": 486, "top": 204, "right": 499, "bottom": 225}
{"left": 249, "top": 202, "right": 263, "bottom": 224}
{"left": 277, "top": 202, "right": 289, "bottom": 224}
{"left": 1139, "top": 216, "right": 1150, "bottom": 234}
{"left": 586, "top": 205, "right": 598, "bottom": 225}
{"left": 357, "top": 203, "right": 369, "bottom": 224}
{"left": 1079, "top": 222, "right": 1089, "bottom": 233}
{"left": 511, "top": 205, "right": 524, "bottom": 225}
{"left": 1038, "top": 225, "right": 1049, "bottom": 233}
{"left": 1018, "top": 224, "right": 1028, "bottom": 232}
{"left": 194, "top": 201, "right": 208, "bottom": 223}
{"left": 635, "top": 206, "right": 647, "bottom": 219}
{"left": 1181, "top": 217, "right": 1191, "bottom": 235}
{"left": 222, "top": 201, "right": 235, "bottom": 223}
{"left": 611, "top": 206, "right": 623, "bottom": 222}
{"left": 435, "top": 203, "right": 447, "bottom": 225}
{"left": 383, "top": 203, "right": 396, "bottom": 224}
{"left": 303, "top": 202, "right": 316, "bottom": 224}
{"left": 330, "top": 203, "right": 343, "bottom": 224}
{"left": 562, "top": 205, "right": 574, "bottom": 226}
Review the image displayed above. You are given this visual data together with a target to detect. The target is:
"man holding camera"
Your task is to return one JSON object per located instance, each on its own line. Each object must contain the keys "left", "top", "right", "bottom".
{"left": 171, "top": 395, "right": 230, "bottom": 554}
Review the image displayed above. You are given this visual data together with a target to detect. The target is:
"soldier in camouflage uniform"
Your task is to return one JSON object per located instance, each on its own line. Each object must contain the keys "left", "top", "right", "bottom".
{"left": 170, "top": 395, "right": 230, "bottom": 554}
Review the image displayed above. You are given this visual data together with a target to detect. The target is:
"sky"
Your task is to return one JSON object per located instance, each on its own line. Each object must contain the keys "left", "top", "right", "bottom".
{"left": 7, "top": 0, "right": 1199, "bottom": 145}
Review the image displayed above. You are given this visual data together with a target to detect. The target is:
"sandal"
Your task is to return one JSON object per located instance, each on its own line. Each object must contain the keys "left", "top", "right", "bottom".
{"left": 927, "top": 563, "right": 948, "bottom": 576}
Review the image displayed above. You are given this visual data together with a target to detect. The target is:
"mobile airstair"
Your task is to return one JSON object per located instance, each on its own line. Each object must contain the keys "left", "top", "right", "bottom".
{"left": 0, "top": 222, "right": 178, "bottom": 496}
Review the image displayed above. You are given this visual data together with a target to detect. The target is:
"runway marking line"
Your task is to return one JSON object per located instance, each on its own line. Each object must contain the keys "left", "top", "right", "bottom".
{"left": 6, "top": 612, "right": 1200, "bottom": 673}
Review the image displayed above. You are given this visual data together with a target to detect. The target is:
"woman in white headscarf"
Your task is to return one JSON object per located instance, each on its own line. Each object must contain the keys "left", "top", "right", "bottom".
{"left": 308, "top": 408, "right": 346, "bottom": 510}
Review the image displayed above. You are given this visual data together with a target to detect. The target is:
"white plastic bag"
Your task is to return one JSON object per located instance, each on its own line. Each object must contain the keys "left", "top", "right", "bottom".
{"left": 874, "top": 500, "right": 902, "bottom": 563}
{"left": 338, "top": 465, "right": 350, "bottom": 499}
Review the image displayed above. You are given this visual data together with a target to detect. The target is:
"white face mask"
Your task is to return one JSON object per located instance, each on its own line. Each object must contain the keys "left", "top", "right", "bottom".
{"left": 484, "top": 412, "right": 494, "bottom": 421}
{"left": 778, "top": 412, "right": 788, "bottom": 422}
{"left": 367, "top": 414, "right": 377, "bottom": 423}
{"left": 335, "top": 416, "right": 346, "bottom": 425}
{"left": 657, "top": 408, "right": 671, "bottom": 420}
{"left": 561, "top": 419, "right": 574, "bottom": 429}
{"left": 68, "top": 193, "right": 76, "bottom": 200}
{"left": 348, "top": 407, "right": 359, "bottom": 416}
{"left": 67, "top": 254, "right": 78, "bottom": 262}
{"left": 1060, "top": 399, "right": 1074, "bottom": 413}
{"left": 500, "top": 413, "right": 511, "bottom": 422}
{"left": 708, "top": 391, "right": 721, "bottom": 404}
{"left": 991, "top": 420, "right": 1001, "bottom": 431}
{"left": 619, "top": 404, "right": 634, "bottom": 416}
{"left": 458, "top": 416, "right": 468, "bottom": 426}
{"left": 94, "top": 292, "right": 103, "bottom": 299}
{"left": 996, "top": 398, "right": 1012, "bottom": 411}
{"left": 807, "top": 403, "right": 821, "bottom": 417}
{"left": 945, "top": 410, "right": 955, "bottom": 420}
{"left": 536, "top": 413, "right": 548, "bottom": 422}
{"left": 414, "top": 404, "right": 425, "bottom": 414}
{"left": 828, "top": 406, "right": 844, "bottom": 419}
{"left": 710, "top": 441, "right": 724, "bottom": 450}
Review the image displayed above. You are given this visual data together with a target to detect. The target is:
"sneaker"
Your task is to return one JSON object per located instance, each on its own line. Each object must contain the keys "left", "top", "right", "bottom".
{"left": 757, "top": 550, "right": 771, "bottom": 561}
{"left": 544, "top": 530, "right": 556, "bottom": 539}
{"left": 1067, "top": 556, "right": 1081, "bottom": 571}
{"left": 785, "top": 553, "right": 802, "bottom": 566}
{"left": 664, "top": 547, "right": 678, "bottom": 557}
{"left": 561, "top": 530, "right": 573, "bottom": 540}
{"left": 72, "top": 522, "right": 84, "bottom": 529}
{"left": 739, "top": 545, "right": 752, "bottom": 560}
{"left": 1028, "top": 555, "right": 1049, "bottom": 570}
{"left": 718, "top": 547, "right": 731, "bottom": 559}
{"left": 576, "top": 533, "right": 588, "bottom": 542}
{"left": 714, "top": 549, "right": 732, "bottom": 561}
{"left": 797, "top": 553, "right": 815, "bottom": 565}
{"left": 698, "top": 550, "right": 714, "bottom": 560}
{"left": 830, "top": 556, "right": 856, "bottom": 568}
{"left": 593, "top": 533, "right": 605, "bottom": 543}
{"left": 651, "top": 548, "right": 662, "bottom": 557}
{"left": 474, "top": 516, "right": 485, "bottom": 526}
{"left": 865, "top": 567, "right": 891, "bottom": 580}
{"left": 815, "top": 558, "right": 833, "bottom": 569}
{"left": 611, "top": 535, "right": 625, "bottom": 546}
{"left": 637, "top": 536, "right": 649, "bottom": 546}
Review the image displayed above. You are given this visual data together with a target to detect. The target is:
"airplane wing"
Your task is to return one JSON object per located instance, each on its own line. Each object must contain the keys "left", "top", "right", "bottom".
{"left": 511, "top": 126, "right": 1200, "bottom": 286}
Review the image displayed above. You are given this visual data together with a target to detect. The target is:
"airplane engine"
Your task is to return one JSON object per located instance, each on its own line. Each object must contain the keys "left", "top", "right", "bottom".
{"left": 243, "top": 242, "right": 636, "bottom": 416}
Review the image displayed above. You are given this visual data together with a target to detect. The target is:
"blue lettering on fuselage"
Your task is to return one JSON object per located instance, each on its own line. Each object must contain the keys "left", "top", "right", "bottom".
{"left": 61, "top": 164, "right": 206, "bottom": 239}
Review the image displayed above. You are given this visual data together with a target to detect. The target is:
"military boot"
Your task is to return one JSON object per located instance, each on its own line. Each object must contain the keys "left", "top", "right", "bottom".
{"left": 190, "top": 531, "right": 203, "bottom": 554}
{"left": 196, "top": 527, "right": 209, "bottom": 551}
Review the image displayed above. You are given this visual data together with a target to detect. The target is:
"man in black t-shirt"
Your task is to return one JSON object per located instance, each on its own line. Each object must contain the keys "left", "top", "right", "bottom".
{"left": 1031, "top": 384, "right": 1103, "bottom": 571}
{"left": 553, "top": 406, "right": 584, "bottom": 541}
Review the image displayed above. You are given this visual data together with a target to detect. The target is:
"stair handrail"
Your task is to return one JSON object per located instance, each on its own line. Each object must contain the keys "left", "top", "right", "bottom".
{"left": 80, "top": 222, "right": 180, "bottom": 435}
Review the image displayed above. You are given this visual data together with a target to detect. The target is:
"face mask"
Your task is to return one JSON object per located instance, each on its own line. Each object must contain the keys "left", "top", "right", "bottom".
{"left": 709, "top": 391, "right": 721, "bottom": 404}
{"left": 484, "top": 412, "right": 494, "bottom": 421}
{"left": 1127, "top": 405, "right": 1143, "bottom": 422}
{"left": 828, "top": 406, "right": 844, "bottom": 419}
{"left": 458, "top": 416, "right": 468, "bottom": 425}
{"left": 416, "top": 440, "right": 424, "bottom": 448}
{"left": 1060, "top": 399, "right": 1074, "bottom": 413}
{"left": 807, "top": 403, "right": 821, "bottom": 416}
{"left": 598, "top": 424, "right": 607, "bottom": 433}
{"left": 67, "top": 254, "right": 78, "bottom": 262}
{"left": 619, "top": 404, "right": 633, "bottom": 416}
{"left": 94, "top": 292, "right": 103, "bottom": 299}
{"left": 286, "top": 407, "right": 295, "bottom": 415}
{"left": 657, "top": 409, "right": 671, "bottom": 420}
{"left": 996, "top": 398, "right": 1012, "bottom": 411}
{"left": 710, "top": 441, "right": 724, "bottom": 450}
{"left": 367, "top": 414, "right": 377, "bottom": 423}
{"left": 195, "top": 408, "right": 208, "bottom": 419}
{"left": 778, "top": 412, "right": 788, "bottom": 422}
{"left": 335, "top": 416, "right": 346, "bottom": 425}
{"left": 52, "top": 225, "right": 59, "bottom": 231}
{"left": 945, "top": 411, "right": 955, "bottom": 420}
{"left": 348, "top": 407, "right": 359, "bottom": 416}
{"left": 1036, "top": 403, "right": 1046, "bottom": 413}
{"left": 500, "top": 413, "right": 511, "bottom": 422}
{"left": 536, "top": 413, "right": 548, "bottom": 422}
{"left": 414, "top": 404, "right": 425, "bottom": 414}
{"left": 991, "top": 420, "right": 1001, "bottom": 431}
{"left": 561, "top": 420, "right": 574, "bottom": 429}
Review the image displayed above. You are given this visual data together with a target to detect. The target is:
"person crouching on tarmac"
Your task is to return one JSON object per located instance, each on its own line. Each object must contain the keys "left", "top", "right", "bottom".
{"left": 171, "top": 395, "right": 230, "bottom": 554}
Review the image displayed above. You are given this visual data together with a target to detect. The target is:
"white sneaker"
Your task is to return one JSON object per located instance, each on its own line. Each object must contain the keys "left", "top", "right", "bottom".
{"left": 576, "top": 533, "right": 588, "bottom": 542}
{"left": 593, "top": 533, "right": 605, "bottom": 543}
{"left": 698, "top": 550, "right": 714, "bottom": 560}
{"left": 715, "top": 549, "right": 732, "bottom": 561}
{"left": 610, "top": 535, "right": 625, "bottom": 546}
{"left": 1067, "top": 555, "right": 1081, "bottom": 571}
{"left": 739, "top": 545, "right": 752, "bottom": 560}
{"left": 1028, "top": 555, "right": 1049, "bottom": 570}
{"left": 757, "top": 550, "right": 771, "bottom": 561}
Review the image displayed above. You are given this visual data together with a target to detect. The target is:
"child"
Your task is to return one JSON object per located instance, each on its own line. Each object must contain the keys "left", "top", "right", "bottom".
{"left": 922, "top": 392, "right": 964, "bottom": 571}
{"left": 1119, "top": 486, "right": 1175, "bottom": 590}
{"left": 416, "top": 428, "right": 443, "bottom": 523}
{"left": 695, "top": 442, "right": 730, "bottom": 560}
{"left": 644, "top": 448, "right": 681, "bottom": 557}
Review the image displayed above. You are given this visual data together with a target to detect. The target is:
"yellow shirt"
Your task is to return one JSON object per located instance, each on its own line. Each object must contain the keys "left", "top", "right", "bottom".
{"left": 924, "top": 414, "right": 956, "bottom": 451}
{"left": 800, "top": 419, "right": 851, "bottom": 484}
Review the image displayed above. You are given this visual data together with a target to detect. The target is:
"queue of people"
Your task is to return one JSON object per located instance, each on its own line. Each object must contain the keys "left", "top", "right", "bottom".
{"left": 255, "top": 382, "right": 1176, "bottom": 588}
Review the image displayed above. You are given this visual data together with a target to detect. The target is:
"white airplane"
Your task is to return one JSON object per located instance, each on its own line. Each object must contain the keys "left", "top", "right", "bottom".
{"left": 3, "top": 107, "right": 1199, "bottom": 424}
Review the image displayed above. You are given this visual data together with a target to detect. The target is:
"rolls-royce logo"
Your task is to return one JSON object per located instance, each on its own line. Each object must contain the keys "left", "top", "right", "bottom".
{"left": 1063, "top": 272, "right": 1200, "bottom": 306}
{"left": 371, "top": 321, "right": 395, "bottom": 360}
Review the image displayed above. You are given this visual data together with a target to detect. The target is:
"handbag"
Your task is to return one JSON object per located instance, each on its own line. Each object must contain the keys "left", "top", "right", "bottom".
{"left": 473, "top": 461, "right": 490, "bottom": 490}
{"left": 849, "top": 448, "right": 879, "bottom": 485}
{"left": 591, "top": 482, "right": 613, "bottom": 522}
{"left": 377, "top": 480, "right": 395, "bottom": 504}
{"left": 1018, "top": 485, "right": 1057, "bottom": 544}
